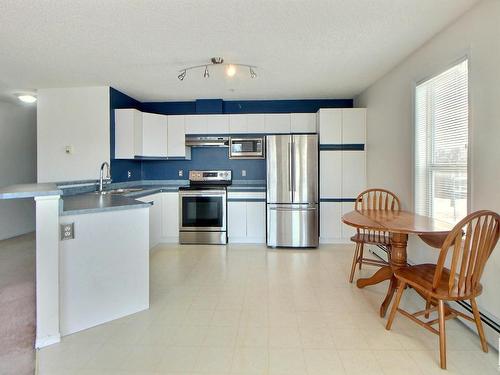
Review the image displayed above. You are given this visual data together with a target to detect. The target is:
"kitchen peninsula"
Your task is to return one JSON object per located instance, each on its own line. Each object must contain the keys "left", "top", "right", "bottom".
{"left": 0, "top": 183, "right": 151, "bottom": 347}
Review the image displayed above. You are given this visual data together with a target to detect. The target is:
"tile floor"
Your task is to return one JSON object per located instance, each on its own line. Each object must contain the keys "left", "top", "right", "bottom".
{"left": 37, "top": 243, "right": 499, "bottom": 374}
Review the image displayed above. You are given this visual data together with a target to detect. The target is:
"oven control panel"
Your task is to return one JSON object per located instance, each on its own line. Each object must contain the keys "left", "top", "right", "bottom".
{"left": 189, "top": 170, "right": 232, "bottom": 182}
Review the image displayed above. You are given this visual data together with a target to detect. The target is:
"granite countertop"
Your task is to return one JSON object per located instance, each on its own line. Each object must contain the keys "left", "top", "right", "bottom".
{"left": 0, "top": 183, "right": 62, "bottom": 199}
{"left": 61, "top": 193, "right": 151, "bottom": 216}
{"left": 59, "top": 180, "right": 267, "bottom": 216}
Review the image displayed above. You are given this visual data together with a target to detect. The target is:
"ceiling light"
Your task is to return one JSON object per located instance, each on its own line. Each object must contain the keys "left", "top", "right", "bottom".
{"left": 177, "top": 57, "right": 257, "bottom": 81}
{"left": 16, "top": 94, "right": 37, "bottom": 103}
{"left": 250, "top": 67, "right": 257, "bottom": 79}
{"left": 226, "top": 64, "right": 236, "bottom": 77}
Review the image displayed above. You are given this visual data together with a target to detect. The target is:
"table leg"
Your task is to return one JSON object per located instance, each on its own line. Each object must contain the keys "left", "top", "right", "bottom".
{"left": 379, "top": 232, "right": 408, "bottom": 317}
{"left": 356, "top": 265, "right": 392, "bottom": 288}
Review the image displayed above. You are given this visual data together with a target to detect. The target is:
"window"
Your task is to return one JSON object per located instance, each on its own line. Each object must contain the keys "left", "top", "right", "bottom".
{"left": 415, "top": 59, "right": 469, "bottom": 224}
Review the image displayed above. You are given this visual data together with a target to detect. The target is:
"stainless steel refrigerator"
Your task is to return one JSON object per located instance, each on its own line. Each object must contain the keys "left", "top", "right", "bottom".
{"left": 266, "top": 134, "right": 319, "bottom": 248}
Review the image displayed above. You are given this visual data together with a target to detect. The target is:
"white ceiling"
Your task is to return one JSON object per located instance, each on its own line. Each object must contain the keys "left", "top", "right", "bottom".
{"left": 0, "top": 0, "right": 479, "bottom": 102}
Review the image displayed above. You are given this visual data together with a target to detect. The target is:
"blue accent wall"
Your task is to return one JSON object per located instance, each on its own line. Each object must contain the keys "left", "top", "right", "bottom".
{"left": 109, "top": 88, "right": 142, "bottom": 182}
{"left": 139, "top": 98, "right": 353, "bottom": 115}
{"left": 142, "top": 147, "right": 266, "bottom": 180}
{"left": 110, "top": 87, "right": 353, "bottom": 182}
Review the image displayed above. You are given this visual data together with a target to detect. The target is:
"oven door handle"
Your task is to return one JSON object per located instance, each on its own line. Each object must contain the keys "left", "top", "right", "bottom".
{"left": 179, "top": 192, "right": 226, "bottom": 197}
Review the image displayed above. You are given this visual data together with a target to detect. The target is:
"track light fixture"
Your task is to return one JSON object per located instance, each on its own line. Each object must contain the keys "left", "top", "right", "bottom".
{"left": 249, "top": 67, "right": 257, "bottom": 79}
{"left": 178, "top": 57, "right": 257, "bottom": 81}
{"left": 177, "top": 70, "right": 186, "bottom": 81}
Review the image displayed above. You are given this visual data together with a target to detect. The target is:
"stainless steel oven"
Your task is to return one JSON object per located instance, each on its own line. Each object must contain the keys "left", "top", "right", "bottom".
{"left": 179, "top": 170, "right": 231, "bottom": 245}
{"left": 229, "top": 137, "right": 265, "bottom": 159}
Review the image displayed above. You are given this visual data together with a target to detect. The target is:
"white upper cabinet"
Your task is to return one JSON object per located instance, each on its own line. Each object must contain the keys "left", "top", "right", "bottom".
{"left": 265, "top": 113, "right": 291, "bottom": 133}
{"left": 229, "top": 114, "right": 248, "bottom": 134}
{"left": 206, "top": 115, "right": 229, "bottom": 134}
{"left": 247, "top": 114, "right": 266, "bottom": 133}
{"left": 291, "top": 113, "right": 317, "bottom": 133}
{"left": 115, "top": 109, "right": 141, "bottom": 159}
{"left": 139, "top": 112, "right": 168, "bottom": 157}
{"left": 185, "top": 115, "right": 207, "bottom": 134}
{"left": 167, "top": 115, "right": 188, "bottom": 158}
{"left": 342, "top": 108, "right": 366, "bottom": 144}
{"left": 318, "top": 109, "right": 342, "bottom": 144}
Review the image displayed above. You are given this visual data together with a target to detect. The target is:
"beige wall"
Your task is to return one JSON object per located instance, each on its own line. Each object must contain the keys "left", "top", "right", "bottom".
{"left": 37, "top": 87, "right": 110, "bottom": 183}
{"left": 356, "top": 0, "right": 500, "bottom": 333}
{"left": 0, "top": 101, "right": 36, "bottom": 240}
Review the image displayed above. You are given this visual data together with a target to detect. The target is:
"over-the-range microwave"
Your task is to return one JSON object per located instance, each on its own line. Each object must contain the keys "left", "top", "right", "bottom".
{"left": 229, "top": 137, "right": 265, "bottom": 159}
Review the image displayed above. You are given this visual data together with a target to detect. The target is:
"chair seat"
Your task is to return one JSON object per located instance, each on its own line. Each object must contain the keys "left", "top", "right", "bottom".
{"left": 350, "top": 232, "right": 391, "bottom": 246}
{"left": 394, "top": 264, "right": 483, "bottom": 300}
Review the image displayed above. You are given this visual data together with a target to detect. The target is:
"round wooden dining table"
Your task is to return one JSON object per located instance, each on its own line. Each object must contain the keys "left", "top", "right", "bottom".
{"left": 342, "top": 209, "right": 454, "bottom": 317}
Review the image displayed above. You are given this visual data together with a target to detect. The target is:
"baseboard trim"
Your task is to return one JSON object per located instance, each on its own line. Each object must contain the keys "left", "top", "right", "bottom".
{"left": 228, "top": 237, "right": 266, "bottom": 244}
{"left": 35, "top": 333, "right": 61, "bottom": 348}
{"left": 369, "top": 245, "right": 500, "bottom": 348}
{"left": 319, "top": 238, "right": 351, "bottom": 244}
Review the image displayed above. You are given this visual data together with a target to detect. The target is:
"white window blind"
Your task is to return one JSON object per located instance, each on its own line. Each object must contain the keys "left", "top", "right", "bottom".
{"left": 415, "top": 59, "right": 468, "bottom": 224}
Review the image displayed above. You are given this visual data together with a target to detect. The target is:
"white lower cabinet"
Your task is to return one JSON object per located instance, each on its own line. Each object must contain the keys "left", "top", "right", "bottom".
{"left": 319, "top": 202, "right": 342, "bottom": 243}
{"left": 246, "top": 201, "right": 266, "bottom": 241}
{"left": 137, "top": 193, "right": 163, "bottom": 249}
{"left": 319, "top": 201, "right": 358, "bottom": 243}
{"left": 162, "top": 192, "right": 179, "bottom": 241}
{"left": 228, "top": 201, "right": 247, "bottom": 240}
{"left": 137, "top": 191, "right": 179, "bottom": 248}
{"left": 228, "top": 200, "right": 266, "bottom": 243}
{"left": 341, "top": 201, "right": 356, "bottom": 240}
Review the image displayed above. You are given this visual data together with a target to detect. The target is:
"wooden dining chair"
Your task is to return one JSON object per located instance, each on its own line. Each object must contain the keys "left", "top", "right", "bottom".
{"left": 386, "top": 210, "right": 500, "bottom": 369}
{"left": 349, "top": 188, "right": 401, "bottom": 282}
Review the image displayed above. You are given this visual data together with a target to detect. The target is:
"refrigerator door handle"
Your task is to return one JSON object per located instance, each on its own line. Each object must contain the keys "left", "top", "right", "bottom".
{"left": 291, "top": 140, "right": 295, "bottom": 194}
{"left": 288, "top": 142, "right": 293, "bottom": 197}
{"left": 268, "top": 206, "right": 317, "bottom": 211}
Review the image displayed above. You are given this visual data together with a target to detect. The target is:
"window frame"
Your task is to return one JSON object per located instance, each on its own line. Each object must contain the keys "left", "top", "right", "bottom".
{"left": 412, "top": 55, "right": 472, "bottom": 222}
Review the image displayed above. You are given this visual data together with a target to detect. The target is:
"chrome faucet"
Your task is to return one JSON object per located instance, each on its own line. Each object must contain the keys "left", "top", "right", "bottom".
{"left": 99, "top": 162, "right": 111, "bottom": 192}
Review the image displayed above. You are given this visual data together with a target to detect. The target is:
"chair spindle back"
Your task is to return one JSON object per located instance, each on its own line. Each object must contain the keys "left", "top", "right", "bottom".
{"left": 434, "top": 210, "right": 500, "bottom": 296}
{"left": 354, "top": 189, "right": 401, "bottom": 240}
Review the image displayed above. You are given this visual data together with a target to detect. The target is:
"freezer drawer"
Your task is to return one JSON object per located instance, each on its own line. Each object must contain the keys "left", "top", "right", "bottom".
{"left": 267, "top": 204, "right": 319, "bottom": 248}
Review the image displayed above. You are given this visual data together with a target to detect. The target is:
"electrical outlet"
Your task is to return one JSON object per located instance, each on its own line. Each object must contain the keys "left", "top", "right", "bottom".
{"left": 178, "top": 170, "right": 183, "bottom": 177}
{"left": 60, "top": 223, "right": 75, "bottom": 240}
{"left": 65, "top": 145, "right": 73, "bottom": 154}
{"left": 241, "top": 170, "right": 246, "bottom": 177}
{"left": 127, "top": 171, "right": 132, "bottom": 179}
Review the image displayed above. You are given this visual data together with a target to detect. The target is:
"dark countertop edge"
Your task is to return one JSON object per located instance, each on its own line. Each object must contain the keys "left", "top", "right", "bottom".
{"left": 58, "top": 182, "right": 267, "bottom": 216}
{"left": 60, "top": 201, "right": 151, "bottom": 216}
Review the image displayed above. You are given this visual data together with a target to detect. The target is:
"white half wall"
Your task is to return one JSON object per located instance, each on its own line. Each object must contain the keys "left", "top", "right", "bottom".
{"left": 0, "top": 101, "right": 36, "bottom": 240}
{"left": 356, "top": 0, "right": 500, "bottom": 342}
{"left": 37, "top": 87, "right": 110, "bottom": 183}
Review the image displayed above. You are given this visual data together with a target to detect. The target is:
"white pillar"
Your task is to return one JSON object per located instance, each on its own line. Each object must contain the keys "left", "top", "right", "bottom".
{"left": 34, "top": 195, "right": 61, "bottom": 348}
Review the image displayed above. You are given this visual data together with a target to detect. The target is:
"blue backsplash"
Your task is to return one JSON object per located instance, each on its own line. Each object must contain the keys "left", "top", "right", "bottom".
{"left": 110, "top": 88, "right": 352, "bottom": 182}
{"left": 142, "top": 147, "right": 266, "bottom": 180}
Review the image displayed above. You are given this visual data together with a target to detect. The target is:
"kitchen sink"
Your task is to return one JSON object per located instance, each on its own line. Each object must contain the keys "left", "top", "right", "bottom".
{"left": 95, "top": 188, "right": 144, "bottom": 195}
